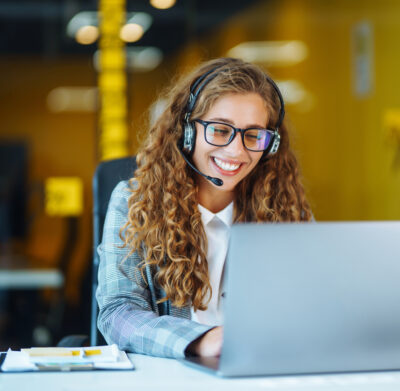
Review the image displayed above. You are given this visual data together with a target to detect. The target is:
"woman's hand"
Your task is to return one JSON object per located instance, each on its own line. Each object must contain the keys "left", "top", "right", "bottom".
{"left": 186, "top": 326, "right": 223, "bottom": 357}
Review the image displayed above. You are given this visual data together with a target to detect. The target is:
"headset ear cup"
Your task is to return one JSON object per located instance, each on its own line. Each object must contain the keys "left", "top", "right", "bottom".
{"left": 182, "top": 121, "right": 197, "bottom": 155}
{"left": 264, "top": 131, "right": 281, "bottom": 157}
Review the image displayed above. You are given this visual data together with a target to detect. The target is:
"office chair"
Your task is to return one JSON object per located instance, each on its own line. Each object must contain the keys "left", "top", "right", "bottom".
{"left": 58, "top": 156, "right": 137, "bottom": 347}
{"left": 91, "top": 156, "right": 137, "bottom": 345}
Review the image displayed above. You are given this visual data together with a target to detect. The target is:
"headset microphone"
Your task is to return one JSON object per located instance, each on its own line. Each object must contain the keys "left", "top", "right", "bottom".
{"left": 179, "top": 149, "right": 223, "bottom": 186}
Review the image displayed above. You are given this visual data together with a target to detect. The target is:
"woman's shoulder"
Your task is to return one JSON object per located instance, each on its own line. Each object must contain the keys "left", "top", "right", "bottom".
{"left": 102, "top": 180, "right": 136, "bottom": 246}
{"left": 106, "top": 179, "right": 137, "bottom": 216}
{"left": 110, "top": 179, "right": 136, "bottom": 201}
{"left": 112, "top": 179, "right": 131, "bottom": 194}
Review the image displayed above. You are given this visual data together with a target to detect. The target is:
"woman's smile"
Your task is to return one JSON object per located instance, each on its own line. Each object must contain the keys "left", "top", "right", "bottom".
{"left": 211, "top": 156, "right": 243, "bottom": 175}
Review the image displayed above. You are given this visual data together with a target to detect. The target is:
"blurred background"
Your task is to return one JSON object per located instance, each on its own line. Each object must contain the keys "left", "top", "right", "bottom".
{"left": 1, "top": 0, "right": 400, "bottom": 350}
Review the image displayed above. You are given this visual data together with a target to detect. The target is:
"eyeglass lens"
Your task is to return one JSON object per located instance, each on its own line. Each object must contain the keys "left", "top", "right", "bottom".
{"left": 205, "top": 122, "right": 273, "bottom": 151}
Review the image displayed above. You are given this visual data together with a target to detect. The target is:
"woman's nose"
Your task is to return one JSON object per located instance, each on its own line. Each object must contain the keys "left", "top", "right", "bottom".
{"left": 224, "top": 132, "right": 246, "bottom": 155}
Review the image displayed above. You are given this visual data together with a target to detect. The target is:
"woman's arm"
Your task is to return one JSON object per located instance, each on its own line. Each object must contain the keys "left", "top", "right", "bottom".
{"left": 96, "top": 181, "right": 213, "bottom": 358}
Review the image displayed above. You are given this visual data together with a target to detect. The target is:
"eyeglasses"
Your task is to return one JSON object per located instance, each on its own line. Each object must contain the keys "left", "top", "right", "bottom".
{"left": 193, "top": 119, "right": 275, "bottom": 152}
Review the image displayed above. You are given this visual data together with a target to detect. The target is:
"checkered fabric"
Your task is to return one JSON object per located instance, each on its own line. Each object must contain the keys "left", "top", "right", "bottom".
{"left": 96, "top": 181, "right": 213, "bottom": 358}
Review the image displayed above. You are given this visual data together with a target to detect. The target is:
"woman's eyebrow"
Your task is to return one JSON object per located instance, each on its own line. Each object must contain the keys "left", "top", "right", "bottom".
{"left": 208, "top": 117, "right": 267, "bottom": 129}
{"left": 207, "top": 117, "right": 233, "bottom": 124}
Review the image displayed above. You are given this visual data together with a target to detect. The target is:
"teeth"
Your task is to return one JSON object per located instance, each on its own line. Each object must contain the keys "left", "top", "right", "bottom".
{"left": 213, "top": 157, "right": 240, "bottom": 171}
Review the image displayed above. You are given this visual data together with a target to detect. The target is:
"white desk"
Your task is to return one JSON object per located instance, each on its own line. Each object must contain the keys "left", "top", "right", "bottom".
{"left": 2, "top": 354, "right": 400, "bottom": 391}
{"left": 0, "top": 255, "right": 63, "bottom": 289}
{"left": 0, "top": 269, "right": 63, "bottom": 289}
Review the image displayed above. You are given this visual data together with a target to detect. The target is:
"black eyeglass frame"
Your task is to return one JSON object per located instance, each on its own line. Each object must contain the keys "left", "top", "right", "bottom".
{"left": 193, "top": 119, "right": 276, "bottom": 152}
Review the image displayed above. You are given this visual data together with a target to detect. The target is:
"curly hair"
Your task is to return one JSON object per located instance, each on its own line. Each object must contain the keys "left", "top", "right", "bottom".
{"left": 121, "top": 57, "right": 312, "bottom": 311}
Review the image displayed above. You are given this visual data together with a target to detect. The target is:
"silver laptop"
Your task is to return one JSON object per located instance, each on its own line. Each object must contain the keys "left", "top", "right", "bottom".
{"left": 181, "top": 221, "right": 400, "bottom": 377}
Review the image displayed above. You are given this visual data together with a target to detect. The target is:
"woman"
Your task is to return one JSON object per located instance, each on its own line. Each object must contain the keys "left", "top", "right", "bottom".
{"left": 96, "top": 57, "right": 312, "bottom": 359}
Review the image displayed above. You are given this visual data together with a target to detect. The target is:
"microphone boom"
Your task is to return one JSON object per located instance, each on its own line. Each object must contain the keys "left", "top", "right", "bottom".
{"left": 179, "top": 150, "right": 223, "bottom": 187}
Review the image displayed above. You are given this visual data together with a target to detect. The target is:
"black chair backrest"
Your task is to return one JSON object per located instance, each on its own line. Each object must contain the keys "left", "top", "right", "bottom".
{"left": 91, "top": 156, "right": 137, "bottom": 346}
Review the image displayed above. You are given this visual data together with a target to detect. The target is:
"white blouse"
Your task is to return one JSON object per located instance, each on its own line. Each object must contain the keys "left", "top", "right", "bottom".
{"left": 190, "top": 202, "right": 233, "bottom": 326}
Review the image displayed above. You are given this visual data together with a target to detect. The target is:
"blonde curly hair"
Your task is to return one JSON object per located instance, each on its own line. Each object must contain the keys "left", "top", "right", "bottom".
{"left": 121, "top": 58, "right": 312, "bottom": 311}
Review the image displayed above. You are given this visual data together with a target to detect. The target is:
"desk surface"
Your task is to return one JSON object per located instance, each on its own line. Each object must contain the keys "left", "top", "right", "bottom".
{"left": 2, "top": 354, "right": 400, "bottom": 391}
{"left": 0, "top": 269, "right": 64, "bottom": 289}
{"left": 0, "top": 255, "right": 63, "bottom": 289}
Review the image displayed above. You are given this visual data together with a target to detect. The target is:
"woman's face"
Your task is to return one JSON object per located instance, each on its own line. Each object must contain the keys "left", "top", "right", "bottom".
{"left": 192, "top": 92, "right": 267, "bottom": 194}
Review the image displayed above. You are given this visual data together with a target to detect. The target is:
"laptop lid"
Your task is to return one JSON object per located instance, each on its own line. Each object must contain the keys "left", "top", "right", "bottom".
{"left": 217, "top": 221, "right": 400, "bottom": 377}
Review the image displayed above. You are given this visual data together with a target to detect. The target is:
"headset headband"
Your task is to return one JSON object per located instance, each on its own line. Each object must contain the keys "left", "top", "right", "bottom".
{"left": 185, "top": 65, "right": 223, "bottom": 120}
{"left": 184, "top": 63, "right": 285, "bottom": 131}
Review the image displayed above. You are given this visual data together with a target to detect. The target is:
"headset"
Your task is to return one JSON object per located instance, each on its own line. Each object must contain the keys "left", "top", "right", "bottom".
{"left": 179, "top": 63, "right": 286, "bottom": 187}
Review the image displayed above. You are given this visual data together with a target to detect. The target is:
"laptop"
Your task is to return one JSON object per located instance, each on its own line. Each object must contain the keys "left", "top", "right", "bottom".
{"left": 181, "top": 221, "right": 400, "bottom": 377}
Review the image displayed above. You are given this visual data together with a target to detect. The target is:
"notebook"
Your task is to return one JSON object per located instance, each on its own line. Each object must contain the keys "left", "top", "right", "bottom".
{"left": 0, "top": 345, "right": 134, "bottom": 372}
{"left": 181, "top": 221, "right": 400, "bottom": 377}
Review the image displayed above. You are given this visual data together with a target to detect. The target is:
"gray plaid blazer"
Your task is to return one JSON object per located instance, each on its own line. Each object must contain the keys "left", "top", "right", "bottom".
{"left": 96, "top": 181, "right": 213, "bottom": 358}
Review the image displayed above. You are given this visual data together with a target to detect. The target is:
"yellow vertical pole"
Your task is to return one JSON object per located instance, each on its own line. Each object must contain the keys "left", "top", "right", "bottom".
{"left": 98, "top": 0, "right": 128, "bottom": 161}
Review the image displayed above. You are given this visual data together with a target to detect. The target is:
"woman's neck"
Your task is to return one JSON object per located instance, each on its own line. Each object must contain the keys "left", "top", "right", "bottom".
{"left": 197, "top": 182, "right": 234, "bottom": 213}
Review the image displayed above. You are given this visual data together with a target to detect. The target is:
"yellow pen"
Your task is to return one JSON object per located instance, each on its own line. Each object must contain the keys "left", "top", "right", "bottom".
{"left": 83, "top": 349, "right": 102, "bottom": 356}
{"left": 23, "top": 348, "right": 81, "bottom": 357}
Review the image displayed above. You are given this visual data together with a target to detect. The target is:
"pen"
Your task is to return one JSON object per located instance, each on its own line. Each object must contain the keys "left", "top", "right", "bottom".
{"left": 84, "top": 349, "right": 102, "bottom": 356}
{"left": 24, "top": 348, "right": 81, "bottom": 357}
